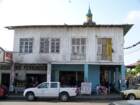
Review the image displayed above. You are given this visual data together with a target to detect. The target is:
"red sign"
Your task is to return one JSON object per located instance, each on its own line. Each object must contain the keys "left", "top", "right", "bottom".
{"left": 4, "top": 52, "right": 13, "bottom": 62}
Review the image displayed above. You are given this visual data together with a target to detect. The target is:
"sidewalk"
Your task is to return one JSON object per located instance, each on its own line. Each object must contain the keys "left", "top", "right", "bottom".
{"left": 76, "top": 94, "right": 121, "bottom": 100}
{"left": 7, "top": 93, "right": 121, "bottom": 100}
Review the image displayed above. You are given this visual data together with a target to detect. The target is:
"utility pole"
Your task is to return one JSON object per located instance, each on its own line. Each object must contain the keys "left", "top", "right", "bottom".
{"left": 9, "top": 60, "right": 15, "bottom": 92}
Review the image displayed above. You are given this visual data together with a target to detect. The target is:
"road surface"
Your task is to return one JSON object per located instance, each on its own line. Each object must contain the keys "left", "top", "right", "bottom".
{"left": 0, "top": 100, "right": 112, "bottom": 105}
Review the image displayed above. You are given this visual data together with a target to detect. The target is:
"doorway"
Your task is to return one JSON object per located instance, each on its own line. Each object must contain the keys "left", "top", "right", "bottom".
{"left": 100, "top": 66, "right": 109, "bottom": 87}
{"left": 1, "top": 73, "right": 10, "bottom": 88}
{"left": 59, "top": 71, "right": 84, "bottom": 87}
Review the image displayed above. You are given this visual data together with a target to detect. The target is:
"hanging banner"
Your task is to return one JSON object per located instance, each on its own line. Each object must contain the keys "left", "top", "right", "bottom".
{"left": 4, "top": 52, "right": 13, "bottom": 62}
{"left": 81, "top": 82, "right": 92, "bottom": 95}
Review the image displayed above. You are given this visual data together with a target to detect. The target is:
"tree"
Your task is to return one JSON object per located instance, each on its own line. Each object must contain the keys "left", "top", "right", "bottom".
{"left": 135, "top": 64, "right": 140, "bottom": 73}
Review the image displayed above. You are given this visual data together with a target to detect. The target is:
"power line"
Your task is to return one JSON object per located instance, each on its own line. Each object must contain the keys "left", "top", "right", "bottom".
{"left": 124, "top": 41, "right": 140, "bottom": 49}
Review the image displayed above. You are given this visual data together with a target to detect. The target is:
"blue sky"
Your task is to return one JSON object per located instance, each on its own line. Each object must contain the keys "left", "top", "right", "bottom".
{"left": 0, "top": 0, "right": 140, "bottom": 65}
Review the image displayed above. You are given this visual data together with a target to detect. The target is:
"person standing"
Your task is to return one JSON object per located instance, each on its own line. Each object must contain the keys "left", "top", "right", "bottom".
{"left": 126, "top": 79, "right": 129, "bottom": 89}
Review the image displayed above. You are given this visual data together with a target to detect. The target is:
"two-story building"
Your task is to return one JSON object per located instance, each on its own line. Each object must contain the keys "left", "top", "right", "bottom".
{"left": 5, "top": 8, "right": 132, "bottom": 92}
{"left": 0, "top": 47, "right": 13, "bottom": 89}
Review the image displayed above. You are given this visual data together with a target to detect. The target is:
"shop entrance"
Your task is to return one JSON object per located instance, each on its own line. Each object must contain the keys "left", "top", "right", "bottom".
{"left": 1, "top": 73, "right": 10, "bottom": 88}
{"left": 100, "top": 66, "right": 109, "bottom": 87}
{"left": 59, "top": 71, "right": 84, "bottom": 87}
{"left": 26, "top": 74, "right": 46, "bottom": 88}
{"left": 100, "top": 66, "right": 117, "bottom": 93}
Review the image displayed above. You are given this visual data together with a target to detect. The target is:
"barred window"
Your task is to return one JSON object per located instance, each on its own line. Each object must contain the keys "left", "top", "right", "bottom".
{"left": 19, "top": 38, "right": 33, "bottom": 53}
{"left": 23, "top": 64, "right": 47, "bottom": 70}
{"left": 0, "top": 65, "right": 11, "bottom": 70}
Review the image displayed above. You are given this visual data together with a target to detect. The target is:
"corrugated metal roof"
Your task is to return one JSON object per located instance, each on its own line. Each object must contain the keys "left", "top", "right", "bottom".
{"left": 5, "top": 24, "right": 133, "bottom": 35}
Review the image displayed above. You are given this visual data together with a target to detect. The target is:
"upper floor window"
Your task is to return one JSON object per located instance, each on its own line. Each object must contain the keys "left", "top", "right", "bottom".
{"left": 40, "top": 38, "right": 60, "bottom": 53}
{"left": 71, "top": 38, "right": 86, "bottom": 60}
{"left": 40, "top": 38, "right": 49, "bottom": 53}
{"left": 97, "top": 38, "right": 112, "bottom": 61}
{"left": 19, "top": 38, "right": 33, "bottom": 53}
{"left": 51, "top": 38, "right": 60, "bottom": 53}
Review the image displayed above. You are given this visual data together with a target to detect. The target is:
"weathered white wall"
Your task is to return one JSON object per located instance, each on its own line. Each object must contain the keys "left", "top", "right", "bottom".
{"left": 13, "top": 26, "right": 124, "bottom": 65}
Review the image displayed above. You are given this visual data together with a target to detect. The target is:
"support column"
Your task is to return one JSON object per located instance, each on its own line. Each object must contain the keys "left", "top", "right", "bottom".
{"left": 47, "top": 63, "right": 51, "bottom": 82}
{"left": 9, "top": 62, "right": 15, "bottom": 92}
{"left": 121, "top": 65, "right": 126, "bottom": 90}
{"left": 84, "top": 64, "right": 89, "bottom": 82}
{"left": 55, "top": 70, "right": 59, "bottom": 82}
{"left": 108, "top": 70, "right": 111, "bottom": 84}
{"left": 115, "top": 67, "right": 119, "bottom": 90}
{"left": 0, "top": 72, "right": 1, "bottom": 84}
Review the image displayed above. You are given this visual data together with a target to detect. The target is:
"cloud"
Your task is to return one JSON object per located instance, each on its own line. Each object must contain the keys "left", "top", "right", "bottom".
{"left": 124, "top": 10, "right": 140, "bottom": 24}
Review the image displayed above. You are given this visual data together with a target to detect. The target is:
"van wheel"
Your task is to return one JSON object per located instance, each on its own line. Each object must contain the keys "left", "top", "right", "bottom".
{"left": 26, "top": 92, "right": 35, "bottom": 101}
{"left": 128, "top": 94, "right": 136, "bottom": 100}
{"left": 59, "top": 93, "right": 69, "bottom": 102}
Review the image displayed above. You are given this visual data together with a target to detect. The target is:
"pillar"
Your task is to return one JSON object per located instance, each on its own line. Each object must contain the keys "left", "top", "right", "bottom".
{"left": 55, "top": 70, "right": 59, "bottom": 82}
{"left": 47, "top": 63, "right": 51, "bottom": 82}
{"left": 121, "top": 65, "right": 126, "bottom": 90}
{"left": 9, "top": 62, "right": 15, "bottom": 92}
{"left": 108, "top": 70, "right": 111, "bottom": 84}
{"left": 115, "top": 67, "right": 119, "bottom": 90}
{"left": 0, "top": 72, "right": 1, "bottom": 84}
{"left": 84, "top": 64, "right": 89, "bottom": 81}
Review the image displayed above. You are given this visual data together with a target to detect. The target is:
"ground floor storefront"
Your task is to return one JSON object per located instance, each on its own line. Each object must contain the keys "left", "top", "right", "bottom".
{"left": 51, "top": 64, "right": 122, "bottom": 92}
{"left": 0, "top": 63, "right": 126, "bottom": 93}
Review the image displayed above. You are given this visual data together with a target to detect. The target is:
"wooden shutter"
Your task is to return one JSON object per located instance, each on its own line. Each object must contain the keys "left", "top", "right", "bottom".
{"left": 106, "top": 38, "right": 112, "bottom": 61}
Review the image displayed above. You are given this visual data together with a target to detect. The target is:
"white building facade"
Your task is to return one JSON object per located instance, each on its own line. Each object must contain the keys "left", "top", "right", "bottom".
{"left": 4, "top": 24, "right": 132, "bottom": 92}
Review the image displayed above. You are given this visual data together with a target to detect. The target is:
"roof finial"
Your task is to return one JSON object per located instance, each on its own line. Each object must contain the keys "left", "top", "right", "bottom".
{"left": 87, "top": 4, "right": 92, "bottom": 17}
{"left": 83, "top": 2, "right": 96, "bottom": 26}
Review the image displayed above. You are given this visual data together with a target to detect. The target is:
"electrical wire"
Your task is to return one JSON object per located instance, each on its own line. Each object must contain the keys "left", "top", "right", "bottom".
{"left": 124, "top": 41, "right": 140, "bottom": 49}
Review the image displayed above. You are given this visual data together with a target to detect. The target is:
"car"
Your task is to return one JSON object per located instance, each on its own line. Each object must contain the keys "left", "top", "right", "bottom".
{"left": 23, "top": 82, "right": 79, "bottom": 101}
{"left": 0, "top": 85, "right": 8, "bottom": 98}
{"left": 120, "top": 84, "right": 140, "bottom": 100}
{"left": 109, "top": 100, "right": 140, "bottom": 105}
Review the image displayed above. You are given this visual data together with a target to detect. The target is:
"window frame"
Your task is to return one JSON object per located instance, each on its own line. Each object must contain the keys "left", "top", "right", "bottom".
{"left": 97, "top": 38, "right": 112, "bottom": 61}
{"left": 71, "top": 38, "right": 86, "bottom": 60}
{"left": 40, "top": 38, "right": 60, "bottom": 54}
{"left": 40, "top": 38, "right": 50, "bottom": 53}
{"left": 19, "top": 38, "right": 33, "bottom": 53}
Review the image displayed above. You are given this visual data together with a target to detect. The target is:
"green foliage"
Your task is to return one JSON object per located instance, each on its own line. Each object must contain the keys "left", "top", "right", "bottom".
{"left": 126, "top": 65, "right": 140, "bottom": 78}
{"left": 126, "top": 68, "right": 137, "bottom": 77}
{"left": 135, "top": 64, "right": 140, "bottom": 73}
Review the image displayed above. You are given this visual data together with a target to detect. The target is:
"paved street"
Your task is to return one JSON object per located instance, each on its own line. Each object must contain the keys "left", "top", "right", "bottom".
{"left": 0, "top": 93, "right": 121, "bottom": 105}
{"left": 0, "top": 100, "right": 112, "bottom": 105}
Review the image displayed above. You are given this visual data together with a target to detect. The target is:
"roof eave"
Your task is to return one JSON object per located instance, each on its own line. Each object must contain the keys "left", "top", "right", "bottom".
{"left": 123, "top": 24, "right": 133, "bottom": 36}
{"left": 6, "top": 24, "right": 134, "bottom": 33}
